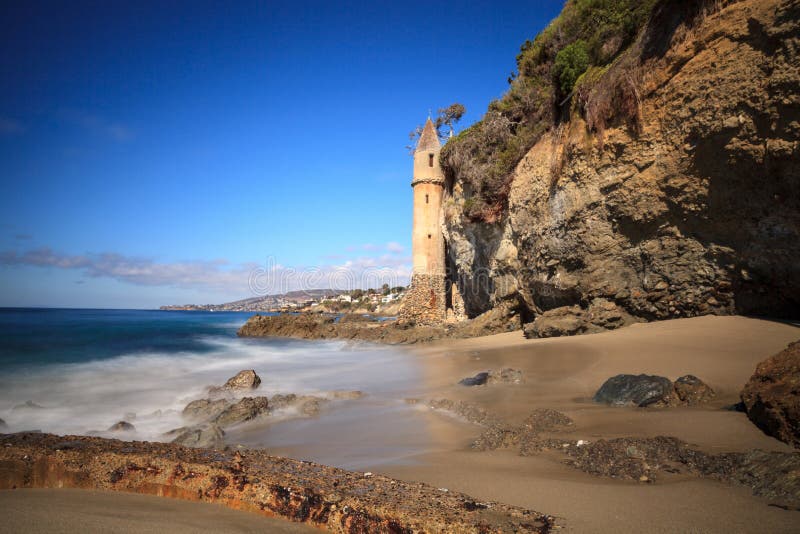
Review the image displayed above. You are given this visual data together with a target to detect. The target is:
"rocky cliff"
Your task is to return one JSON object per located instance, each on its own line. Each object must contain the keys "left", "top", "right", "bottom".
{"left": 442, "top": 0, "right": 800, "bottom": 334}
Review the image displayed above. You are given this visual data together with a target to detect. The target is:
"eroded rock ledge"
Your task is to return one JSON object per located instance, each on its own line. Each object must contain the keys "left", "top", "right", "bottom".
{"left": 0, "top": 432, "right": 556, "bottom": 533}
{"left": 237, "top": 307, "right": 522, "bottom": 344}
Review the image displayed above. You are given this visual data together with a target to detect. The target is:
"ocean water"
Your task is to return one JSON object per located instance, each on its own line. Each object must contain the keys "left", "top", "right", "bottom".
{"left": 0, "top": 308, "right": 428, "bottom": 468}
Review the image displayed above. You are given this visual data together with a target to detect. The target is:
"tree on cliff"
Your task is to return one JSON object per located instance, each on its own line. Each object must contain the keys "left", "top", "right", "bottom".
{"left": 407, "top": 103, "right": 466, "bottom": 152}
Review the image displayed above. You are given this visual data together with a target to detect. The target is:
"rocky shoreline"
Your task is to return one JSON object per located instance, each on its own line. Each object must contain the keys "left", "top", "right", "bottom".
{"left": 419, "top": 398, "right": 800, "bottom": 511}
{"left": 236, "top": 306, "right": 523, "bottom": 344}
{"left": 0, "top": 432, "right": 556, "bottom": 533}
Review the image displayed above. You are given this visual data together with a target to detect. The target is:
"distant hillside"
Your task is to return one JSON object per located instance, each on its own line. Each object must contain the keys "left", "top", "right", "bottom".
{"left": 160, "top": 289, "right": 345, "bottom": 312}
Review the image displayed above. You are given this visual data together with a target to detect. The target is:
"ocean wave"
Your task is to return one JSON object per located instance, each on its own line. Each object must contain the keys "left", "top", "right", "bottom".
{"left": 0, "top": 335, "right": 420, "bottom": 443}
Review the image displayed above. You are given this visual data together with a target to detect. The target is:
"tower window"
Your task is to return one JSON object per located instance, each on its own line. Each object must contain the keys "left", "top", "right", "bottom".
{"left": 428, "top": 234, "right": 431, "bottom": 239}
{"left": 425, "top": 194, "right": 429, "bottom": 204}
{"left": 428, "top": 154, "right": 434, "bottom": 167}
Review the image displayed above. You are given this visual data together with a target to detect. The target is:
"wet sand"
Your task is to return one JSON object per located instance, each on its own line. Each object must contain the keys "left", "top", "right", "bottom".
{"left": 376, "top": 315, "right": 800, "bottom": 532}
{"left": 0, "top": 488, "right": 316, "bottom": 533}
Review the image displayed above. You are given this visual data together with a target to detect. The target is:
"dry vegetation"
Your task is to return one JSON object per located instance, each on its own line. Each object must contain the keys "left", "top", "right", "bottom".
{"left": 440, "top": 0, "right": 663, "bottom": 223}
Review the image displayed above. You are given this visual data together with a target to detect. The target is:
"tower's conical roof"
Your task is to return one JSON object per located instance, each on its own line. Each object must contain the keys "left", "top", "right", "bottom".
{"left": 416, "top": 118, "right": 441, "bottom": 152}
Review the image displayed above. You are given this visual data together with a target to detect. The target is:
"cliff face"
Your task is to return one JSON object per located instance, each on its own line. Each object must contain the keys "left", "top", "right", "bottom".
{"left": 444, "top": 0, "right": 800, "bottom": 331}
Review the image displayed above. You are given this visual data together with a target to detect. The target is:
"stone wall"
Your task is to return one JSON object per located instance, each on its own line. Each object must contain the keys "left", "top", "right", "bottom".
{"left": 448, "top": 280, "right": 467, "bottom": 323}
{"left": 399, "top": 274, "right": 446, "bottom": 326}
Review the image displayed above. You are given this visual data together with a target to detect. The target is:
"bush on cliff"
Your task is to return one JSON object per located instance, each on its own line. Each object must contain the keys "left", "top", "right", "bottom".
{"left": 441, "top": 0, "right": 658, "bottom": 223}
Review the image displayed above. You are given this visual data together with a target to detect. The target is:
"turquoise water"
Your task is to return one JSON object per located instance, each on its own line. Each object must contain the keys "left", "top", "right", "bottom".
{"left": 0, "top": 308, "right": 425, "bottom": 468}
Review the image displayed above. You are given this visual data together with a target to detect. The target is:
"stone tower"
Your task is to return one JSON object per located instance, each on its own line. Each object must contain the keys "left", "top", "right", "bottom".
{"left": 399, "top": 118, "right": 447, "bottom": 325}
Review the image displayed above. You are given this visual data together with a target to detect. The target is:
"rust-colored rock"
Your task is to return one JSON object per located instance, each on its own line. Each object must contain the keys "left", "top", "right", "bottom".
{"left": 237, "top": 310, "right": 523, "bottom": 345}
{"left": 673, "top": 375, "right": 715, "bottom": 405}
{"left": 0, "top": 432, "right": 556, "bottom": 533}
{"left": 741, "top": 340, "right": 800, "bottom": 449}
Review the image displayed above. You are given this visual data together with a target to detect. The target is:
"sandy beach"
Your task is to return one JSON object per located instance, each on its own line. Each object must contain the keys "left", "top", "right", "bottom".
{"left": 0, "top": 488, "right": 317, "bottom": 533}
{"left": 377, "top": 315, "right": 800, "bottom": 532}
{"left": 2, "top": 315, "right": 798, "bottom": 532}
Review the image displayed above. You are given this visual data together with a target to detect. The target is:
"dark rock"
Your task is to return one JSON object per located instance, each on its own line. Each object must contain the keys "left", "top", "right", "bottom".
{"left": 459, "top": 372, "right": 490, "bottom": 386}
{"left": 593, "top": 374, "right": 674, "bottom": 407}
{"left": 561, "top": 435, "right": 800, "bottom": 509}
{"left": 725, "top": 402, "right": 747, "bottom": 412}
{"left": 673, "top": 375, "right": 715, "bottom": 405}
{"left": 166, "top": 424, "right": 225, "bottom": 449}
{"left": 460, "top": 368, "right": 523, "bottom": 386}
{"left": 741, "top": 340, "right": 800, "bottom": 448}
{"left": 213, "top": 397, "right": 269, "bottom": 428}
{"left": 52, "top": 440, "right": 87, "bottom": 450}
{"left": 182, "top": 398, "right": 231, "bottom": 422}
{"left": 107, "top": 421, "right": 135, "bottom": 432}
{"left": 12, "top": 401, "right": 44, "bottom": 412}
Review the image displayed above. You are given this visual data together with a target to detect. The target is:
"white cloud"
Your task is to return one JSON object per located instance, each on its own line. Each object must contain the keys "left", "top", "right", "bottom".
{"left": 0, "top": 247, "right": 412, "bottom": 297}
{"left": 386, "top": 241, "right": 404, "bottom": 254}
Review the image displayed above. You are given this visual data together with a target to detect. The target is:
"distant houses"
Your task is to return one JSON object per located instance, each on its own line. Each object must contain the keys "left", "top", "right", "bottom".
{"left": 161, "top": 286, "right": 407, "bottom": 313}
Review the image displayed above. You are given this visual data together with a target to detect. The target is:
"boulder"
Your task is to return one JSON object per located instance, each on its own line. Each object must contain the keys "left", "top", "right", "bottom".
{"left": 208, "top": 370, "right": 262, "bottom": 398}
{"left": 453, "top": 301, "right": 521, "bottom": 337}
{"left": 585, "top": 299, "right": 629, "bottom": 330}
{"left": 674, "top": 375, "right": 715, "bottom": 405}
{"left": 741, "top": 341, "right": 800, "bottom": 448}
{"left": 107, "top": 421, "right": 135, "bottom": 432}
{"left": 459, "top": 372, "right": 490, "bottom": 386}
{"left": 460, "top": 368, "right": 524, "bottom": 386}
{"left": 524, "top": 301, "right": 637, "bottom": 339}
{"left": 182, "top": 398, "right": 231, "bottom": 422}
{"left": 223, "top": 370, "right": 261, "bottom": 391}
{"left": 167, "top": 424, "right": 225, "bottom": 449}
{"left": 524, "top": 306, "right": 584, "bottom": 338}
{"left": 593, "top": 374, "right": 674, "bottom": 407}
{"left": 213, "top": 396, "right": 269, "bottom": 428}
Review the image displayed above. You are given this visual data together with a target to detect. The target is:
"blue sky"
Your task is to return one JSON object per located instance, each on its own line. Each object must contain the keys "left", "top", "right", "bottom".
{"left": 0, "top": 0, "right": 564, "bottom": 308}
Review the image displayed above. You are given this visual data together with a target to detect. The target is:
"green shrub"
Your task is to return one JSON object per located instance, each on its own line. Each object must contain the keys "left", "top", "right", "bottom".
{"left": 441, "top": 0, "right": 659, "bottom": 223}
{"left": 554, "top": 40, "right": 589, "bottom": 96}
